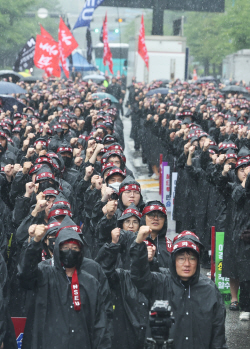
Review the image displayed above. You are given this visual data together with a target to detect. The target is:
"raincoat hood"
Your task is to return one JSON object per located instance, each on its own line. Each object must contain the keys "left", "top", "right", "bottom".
{"left": 140, "top": 200, "right": 168, "bottom": 237}
{"left": 170, "top": 235, "right": 201, "bottom": 287}
{"left": 117, "top": 203, "right": 142, "bottom": 228}
{"left": 53, "top": 229, "right": 84, "bottom": 271}
{"left": 118, "top": 176, "right": 144, "bottom": 212}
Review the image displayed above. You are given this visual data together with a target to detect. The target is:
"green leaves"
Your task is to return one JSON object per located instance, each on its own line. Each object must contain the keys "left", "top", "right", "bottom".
{"left": 0, "top": 0, "right": 60, "bottom": 68}
{"left": 185, "top": 0, "right": 250, "bottom": 69}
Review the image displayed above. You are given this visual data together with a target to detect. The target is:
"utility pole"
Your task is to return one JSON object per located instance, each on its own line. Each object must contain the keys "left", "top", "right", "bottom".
{"left": 152, "top": 0, "right": 165, "bottom": 35}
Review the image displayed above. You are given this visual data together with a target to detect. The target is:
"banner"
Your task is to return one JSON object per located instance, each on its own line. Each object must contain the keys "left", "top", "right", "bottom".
{"left": 138, "top": 15, "right": 149, "bottom": 70}
{"left": 40, "top": 24, "right": 54, "bottom": 41}
{"left": 103, "top": 13, "right": 114, "bottom": 75}
{"left": 171, "top": 172, "right": 178, "bottom": 220}
{"left": 34, "top": 35, "right": 60, "bottom": 77}
{"left": 215, "top": 232, "right": 231, "bottom": 303}
{"left": 161, "top": 162, "right": 171, "bottom": 211}
{"left": 59, "top": 18, "right": 78, "bottom": 59}
{"left": 73, "top": 0, "right": 105, "bottom": 29}
{"left": 13, "top": 37, "right": 36, "bottom": 72}
{"left": 86, "top": 27, "right": 92, "bottom": 63}
{"left": 11, "top": 317, "right": 27, "bottom": 348}
{"left": 58, "top": 18, "right": 78, "bottom": 78}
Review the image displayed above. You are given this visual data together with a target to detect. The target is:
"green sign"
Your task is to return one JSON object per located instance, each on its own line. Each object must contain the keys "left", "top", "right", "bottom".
{"left": 215, "top": 232, "right": 231, "bottom": 303}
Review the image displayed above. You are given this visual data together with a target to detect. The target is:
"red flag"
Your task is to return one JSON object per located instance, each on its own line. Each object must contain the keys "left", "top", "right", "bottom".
{"left": 34, "top": 35, "right": 60, "bottom": 77}
{"left": 103, "top": 13, "right": 113, "bottom": 75}
{"left": 58, "top": 18, "right": 78, "bottom": 78}
{"left": 58, "top": 17, "right": 78, "bottom": 58}
{"left": 40, "top": 24, "right": 54, "bottom": 41}
{"left": 138, "top": 15, "right": 149, "bottom": 70}
{"left": 58, "top": 40, "right": 69, "bottom": 78}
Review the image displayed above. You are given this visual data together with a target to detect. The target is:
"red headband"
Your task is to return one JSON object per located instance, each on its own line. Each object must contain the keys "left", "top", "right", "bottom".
{"left": 34, "top": 140, "right": 48, "bottom": 147}
{"left": 36, "top": 157, "right": 53, "bottom": 165}
{"left": 29, "top": 164, "right": 43, "bottom": 175}
{"left": 57, "top": 147, "right": 73, "bottom": 153}
{"left": 173, "top": 230, "right": 200, "bottom": 243}
{"left": 226, "top": 153, "right": 237, "bottom": 160}
{"left": 122, "top": 208, "right": 142, "bottom": 218}
{"left": 56, "top": 225, "right": 82, "bottom": 238}
{"left": 47, "top": 222, "right": 61, "bottom": 230}
{"left": 106, "top": 168, "right": 126, "bottom": 178}
{"left": 54, "top": 201, "right": 71, "bottom": 209}
{"left": 48, "top": 209, "right": 72, "bottom": 220}
{"left": 43, "top": 189, "right": 59, "bottom": 196}
{"left": 173, "top": 240, "right": 200, "bottom": 253}
{"left": 108, "top": 145, "right": 123, "bottom": 152}
{"left": 142, "top": 205, "right": 167, "bottom": 216}
{"left": 35, "top": 172, "right": 55, "bottom": 181}
{"left": 0, "top": 131, "right": 7, "bottom": 139}
{"left": 119, "top": 184, "right": 141, "bottom": 195}
{"left": 61, "top": 239, "right": 81, "bottom": 247}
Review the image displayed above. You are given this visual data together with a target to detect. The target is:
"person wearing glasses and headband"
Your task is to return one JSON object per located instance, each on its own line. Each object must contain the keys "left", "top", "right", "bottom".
{"left": 130, "top": 230, "right": 227, "bottom": 349}
{"left": 139, "top": 200, "right": 172, "bottom": 268}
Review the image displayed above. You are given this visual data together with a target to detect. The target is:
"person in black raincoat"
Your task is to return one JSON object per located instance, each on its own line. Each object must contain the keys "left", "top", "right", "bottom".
{"left": 18, "top": 226, "right": 111, "bottom": 349}
{"left": 93, "top": 176, "right": 144, "bottom": 249}
{"left": 95, "top": 236, "right": 155, "bottom": 349}
{"left": 130, "top": 229, "right": 228, "bottom": 349}
{"left": 0, "top": 252, "right": 17, "bottom": 348}
{"left": 139, "top": 201, "right": 172, "bottom": 268}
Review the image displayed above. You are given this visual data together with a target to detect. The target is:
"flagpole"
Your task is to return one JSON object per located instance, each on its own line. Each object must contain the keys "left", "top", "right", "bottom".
{"left": 116, "top": 7, "right": 122, "bottom": 75}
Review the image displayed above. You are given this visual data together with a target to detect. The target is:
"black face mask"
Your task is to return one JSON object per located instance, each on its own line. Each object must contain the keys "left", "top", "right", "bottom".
{"left": 59, "top": 249, "right": 82, "bottom": 268}
{"left": 229, "top": 162, "right": 236, "bottom": 170}
{"left": 48, "top": 238, "right": 56, "bottom": 253}
{"left": 63, "top": 157, "right": 72, "bottom": 168}
{"left": 38, "top": 180, "right": 55, "bottom": 193}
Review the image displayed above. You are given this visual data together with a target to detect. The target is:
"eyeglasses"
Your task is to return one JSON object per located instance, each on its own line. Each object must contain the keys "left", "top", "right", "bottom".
{"left": 176, "top": 256, "right": 197, "bottom": 265}
{"left": 123, "top": 219, "right": 139, "bottom": 226}
{"left": 123, "top": 190, "right": 140, "bottom": 196}
{"left": 147, "top": 211, "right": 165, "bottom": 219}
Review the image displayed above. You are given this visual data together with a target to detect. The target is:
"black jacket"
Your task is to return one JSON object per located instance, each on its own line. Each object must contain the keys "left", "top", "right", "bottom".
{"left": 0, "top": 252, "right": 18, "bottom": 348}
{"left": 96, "top": 243, "right": 148, "bottom": 349}
{"left": 17, "top": 229, "right": 111, "bottom": 349}
{"left": 130, "top": 242, "right": 228, "bottom": 349}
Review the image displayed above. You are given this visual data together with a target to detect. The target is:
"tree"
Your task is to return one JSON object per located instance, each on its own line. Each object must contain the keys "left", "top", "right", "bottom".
{"left": 184, "top": 0, "right": 250, "bottom": 75}
{"left": 0, "top": 0, "right": 61, "bottom": 68}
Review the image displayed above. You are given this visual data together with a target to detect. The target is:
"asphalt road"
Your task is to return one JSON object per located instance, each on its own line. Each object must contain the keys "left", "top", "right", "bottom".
{"left": 122, "top": 115, "right": 250, "bottom": 349}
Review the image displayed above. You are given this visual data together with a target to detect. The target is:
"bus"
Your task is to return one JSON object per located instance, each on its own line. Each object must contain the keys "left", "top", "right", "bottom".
{"left": 93, "top": 43, "right": 128, "bottom": 76}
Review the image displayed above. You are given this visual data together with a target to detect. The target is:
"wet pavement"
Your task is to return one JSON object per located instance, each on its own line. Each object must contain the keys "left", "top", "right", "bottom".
{"left": 122, "top": 115, "right": 250, "bottom": 349}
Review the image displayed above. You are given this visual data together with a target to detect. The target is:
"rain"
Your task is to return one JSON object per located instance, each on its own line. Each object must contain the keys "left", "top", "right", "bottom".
{"left": 0, "top": 0, "right": 250, "bottom": 348}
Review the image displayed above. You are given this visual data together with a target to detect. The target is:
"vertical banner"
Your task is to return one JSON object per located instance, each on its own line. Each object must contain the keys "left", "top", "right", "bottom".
{"left": 159, "top": 153, "right": 163, "bottom": 195}
{"left": 215, "top": 232, "right": 231, "bottom": 303}
{"left": 171, "top": 172, "right": 178, "bottom": 220}
{"left": 161, "top": 162, "right": 171, "bottom": 211}
{"left": 11, "top": 317, "right": 27, "bottom": 348}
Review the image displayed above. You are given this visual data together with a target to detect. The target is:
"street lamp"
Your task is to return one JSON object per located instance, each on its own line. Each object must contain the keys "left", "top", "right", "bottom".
{"left": 37, "top": 8, "right": 48, "bottom": 19}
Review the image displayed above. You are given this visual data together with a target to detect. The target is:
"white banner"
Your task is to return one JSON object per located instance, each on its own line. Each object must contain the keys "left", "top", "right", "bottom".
{"left": 161, "top": 163, "right": 171, "bottom": 211}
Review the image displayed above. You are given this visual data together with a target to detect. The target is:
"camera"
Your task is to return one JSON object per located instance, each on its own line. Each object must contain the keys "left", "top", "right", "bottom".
{"left": 110, "top": 192, "right": 119, "bottom": 201}
{"left": 146, "top": 300, "right": 175, "bottom": 349}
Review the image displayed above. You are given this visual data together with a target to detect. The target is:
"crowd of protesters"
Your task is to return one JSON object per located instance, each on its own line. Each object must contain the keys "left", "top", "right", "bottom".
{"left": 0, "top": 74, "right": 239, "bottom": 349}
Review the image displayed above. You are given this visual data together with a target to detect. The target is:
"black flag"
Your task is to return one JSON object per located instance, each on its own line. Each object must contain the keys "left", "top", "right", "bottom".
{"left": 67, "top": 18, "right": 73, "bottom": 67}
{"left": 86, "top": 28, "right": 92, "bottom": 64}
{"left": 99, "top": 24, "right": 103, "bottom": 43}
{"left": 13, "top": 37, "right": 36, "bottom": 72}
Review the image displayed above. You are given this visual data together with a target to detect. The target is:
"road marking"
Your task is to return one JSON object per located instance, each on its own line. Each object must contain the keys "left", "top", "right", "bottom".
{"left": 140, "top": 183, "right": 159, "bottom": 189}
{"left": 136, "top": 178, "right": 159, "bottom": 182}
